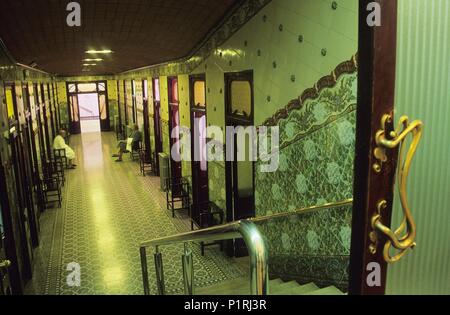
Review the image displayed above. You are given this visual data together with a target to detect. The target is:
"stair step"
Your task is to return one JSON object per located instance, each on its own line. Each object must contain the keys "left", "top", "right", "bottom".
{"left": 290, "top": 282, "right": 320, "bottom": 295}
{"left": 306, "top": 286, "right": 344, "bottom": 295}
{"left": 271, "top": 281, "right": 302, "bottom": 295}
{"left": 195, "top": 277, "right": 344, "bottom": 296}
{"left": 196, "top": 277, "right": 248, "bottom": 295}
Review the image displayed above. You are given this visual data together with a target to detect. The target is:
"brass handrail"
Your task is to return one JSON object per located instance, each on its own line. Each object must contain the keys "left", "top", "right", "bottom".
{"left": 139, "top": 198, "right": 353, "bottom": 296}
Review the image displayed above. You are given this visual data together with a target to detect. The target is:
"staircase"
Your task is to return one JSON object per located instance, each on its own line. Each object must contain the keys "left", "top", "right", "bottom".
{"left": 195, "top": 277, "right": 345, "bottom": 295}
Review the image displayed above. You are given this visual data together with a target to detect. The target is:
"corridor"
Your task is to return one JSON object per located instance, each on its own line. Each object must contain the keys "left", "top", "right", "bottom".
{"left": 25, "top": 132, "right": 246, "bottom": 295}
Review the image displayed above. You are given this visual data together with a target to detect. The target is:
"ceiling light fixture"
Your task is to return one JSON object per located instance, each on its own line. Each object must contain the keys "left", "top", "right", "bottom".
{"left": 85, "top": 49, "right": 113, "bottom": 54}
{"left": 83, "top": 63, "right": 97, "bottom": 66}
{"left": 83, "top": 58, "right": 103, "bottom": 62}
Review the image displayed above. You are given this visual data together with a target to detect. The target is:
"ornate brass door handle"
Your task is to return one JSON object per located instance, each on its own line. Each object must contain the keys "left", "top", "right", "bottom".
{"left": 371, "top": 114, "right": 423, "bottom": 264}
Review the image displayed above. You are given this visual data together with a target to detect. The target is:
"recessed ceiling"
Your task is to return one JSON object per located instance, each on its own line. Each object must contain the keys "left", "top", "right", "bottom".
{"left": 0, "top": 0, "right": 240, "bottom": 76}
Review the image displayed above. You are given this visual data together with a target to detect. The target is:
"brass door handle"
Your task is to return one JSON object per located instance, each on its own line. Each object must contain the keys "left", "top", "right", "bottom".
{"left": 0, "top": 260, "right": 11, "bottom": 270}
{"left": 371, "top": 114, "right": 423, "bottom": 264}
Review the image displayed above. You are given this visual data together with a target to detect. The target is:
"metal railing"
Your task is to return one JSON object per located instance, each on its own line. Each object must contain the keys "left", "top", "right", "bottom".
{"left": 139, "top": 198, "right": 353, "bottom": 295}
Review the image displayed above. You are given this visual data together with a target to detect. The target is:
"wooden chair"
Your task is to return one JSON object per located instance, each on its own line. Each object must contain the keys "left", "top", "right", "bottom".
{"left": 166, "top": 177, "right": 191, "bottom": 218}
{"left": 53, "top": 148, "right": 68, "bottom": 169}
{"left": 139, "top": 149, "right": 154, "bottom": 177}
{"left": 130, "top": 141, "right": 142, "bottom": 161}
{"left": 42, "top": 161, "right": 62, "bottom": 208}
{"left": 195, "top": 202, "right": 225, "bottom": 256}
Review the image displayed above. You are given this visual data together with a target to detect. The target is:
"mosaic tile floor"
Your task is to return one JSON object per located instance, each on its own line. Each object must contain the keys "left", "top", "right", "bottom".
{"left": 25, "top": 132, "right": 246, "bottom": 295}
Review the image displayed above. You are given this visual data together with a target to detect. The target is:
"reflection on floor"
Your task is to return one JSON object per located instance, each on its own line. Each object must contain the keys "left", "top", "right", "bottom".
{"left": 80, "top": 119, "right": 101, "bottom": 133}
{"left": 25, "top": 132, "right": 246, "bottom": 295}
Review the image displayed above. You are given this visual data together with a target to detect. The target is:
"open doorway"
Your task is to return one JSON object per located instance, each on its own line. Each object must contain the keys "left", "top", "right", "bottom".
{"left": 67, "top": 81, "right": 110, "bottom": 135}
{"left": 78, "top": 93, "right": 100, "bottom": 133}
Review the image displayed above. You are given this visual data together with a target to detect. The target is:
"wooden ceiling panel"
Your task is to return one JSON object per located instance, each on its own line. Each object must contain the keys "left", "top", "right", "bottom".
{"left": 0, "top": 0, "right": 239, "bottom": 76}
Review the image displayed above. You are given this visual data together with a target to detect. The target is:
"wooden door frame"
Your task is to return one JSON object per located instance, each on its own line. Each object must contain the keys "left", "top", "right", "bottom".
{"left": 97, "top": 82, "right": 110, "bottom": 132}
{"left": 3, "top": 83, "right": 33, "bottom": 283}
{"left": 117, "top": 80, "right": 123, "bottom": 137}
{"left": 152, "top": 77, "right": 162, "bottom": 176}
{"left": 34, "top": 83, "right": 47, "bottom": 162}
{"left": 168, "top": 76, "right": 182, "bottom": 180}
{"left": 224, "top": 70, "right": 255, "bottom": 257}
{"left": 123, "top": 80, "right": 129, "bottom": 126}
{"left": 189, "top": 73, "right": 209, "bottom": 226}
{"left": 142, "top": 78, "right": 152, "bottom": 162}
{"left": 46, "top": 83, "right": 56, "bottom": 141}
{"left": 0, "top": 154, "right": 23, "bottom": 295}
{"left": 131, "top": 80, "right": 138, "bottom": 124}
{"left": 349, "top": 0, "right": 399, "bottom": 295}
{"left": 25, "top": 83, "right": 45, "bottom": 217}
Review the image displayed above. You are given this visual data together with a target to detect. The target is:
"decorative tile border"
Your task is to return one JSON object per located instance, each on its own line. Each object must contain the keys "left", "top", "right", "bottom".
{"left": 262, "top": 54, "right": 358, "bottom": 127}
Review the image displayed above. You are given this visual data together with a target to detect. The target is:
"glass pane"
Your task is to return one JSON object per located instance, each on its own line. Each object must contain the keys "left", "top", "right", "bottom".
{"left": 171, "top": 79, "right": 179, "bottom": 103}
{"left": 71, "top": 95, "right": 79, "bottom": 122}
{"left": 98, "top": 82, "right": 106, "bottom": 92}
{"left": 143, "top": 80, "right": 148, "bottom": 99}
{"left": 237, "top": 134, "right": 253, "bottom": 197}
{"left": 135, "top": 81, "right": 143, "bottom": 111}
{"left": 231, "top": 81, "right": 251, "bottom": 116}
{"left": 194, "top": 81, "right": 206, "bottom": 107}
{"left": 99, "top": 94, "right": 107, "bottom": 120}
{"left": 153, "top": 79, "right": 160, "bottom": 101}
{"left": 6, "top": 88, "right": 15, "bottom": 118}
{"left": 69, "top": 84, "right": 76, "bottom": 93}
{"left": 77, "top": 83, "right": 97, "bottom": 93}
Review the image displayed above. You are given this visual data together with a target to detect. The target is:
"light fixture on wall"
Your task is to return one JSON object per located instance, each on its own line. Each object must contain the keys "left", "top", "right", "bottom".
{"left": 85, "top": 49, "right": 113, "bottom": 54}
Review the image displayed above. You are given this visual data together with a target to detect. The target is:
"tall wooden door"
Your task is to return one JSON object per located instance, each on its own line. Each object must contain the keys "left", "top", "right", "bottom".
{"left": 142, "top": 79, "right": 152, "bottom": 162}
{"left": 168, "top": 77, "right": 182, "bottom": 189}
{"left": 0, "top": 157, "right": 15, "bottom": 296}
{"left": 123, "top": 80, "right": 129, "bottom": 127}
{"left": 1, "top": 84, "right": 33, "bottom": 294}
{"left": 41, "top": 84, "right": 52, "bottom": 158}
{"left": 153, "top": 78, "right": 163, "bottom": 176}
{"left": 24, "top": 84, "right": 45, "bottom": 217}
{"left": 349, "top": 0, "right": 423, "bottom": 295}
{"left": 117, "top": 81, "right": 123, "bottom": 138}
{"left": 47, "top": 83, "right": 56, "bottom": 141}
{"left": 67, "top": 83, "right": 81, "bottom": 135}
{"left": 98, "top": 82, "right": 110, "bottom": 132}
{"left": 34, "top": 84, "right": 47, "bottom": 163}
{"left": 190, "top": 75, "right": 209, "bottom": 227}
{"left": 224, "top": 70, "right": 255, "bottom": 258}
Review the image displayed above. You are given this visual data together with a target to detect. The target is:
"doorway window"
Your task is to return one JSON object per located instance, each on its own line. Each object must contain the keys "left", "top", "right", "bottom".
{"left": 230, "top": 81, "right": 252, "bottom": 117}
{"left": 78, "top": 93, "right": 100, "bottom": 133}
{"left": 194, "top": 81, "right": 206, "bottom": 107}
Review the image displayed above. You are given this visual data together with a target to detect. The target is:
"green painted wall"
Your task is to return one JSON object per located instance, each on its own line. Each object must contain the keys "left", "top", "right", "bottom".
{"left": 387, "top": 0, "right": 450, "bottom": 295}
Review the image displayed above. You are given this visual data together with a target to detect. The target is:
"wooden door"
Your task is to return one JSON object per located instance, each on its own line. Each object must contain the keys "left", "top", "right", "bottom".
{"left": 67, "top": 83, "right": 81, "bottom": 135}
{"left": 168, "top": 77, "right": 182, "bottom": 192}
{"left": 190, "top": 75, "right": 209, "bottom": 227}
{"left": 153, "top": 78, "right": 163, "bottom": 176}
{"left": 34, "top": 84, "right": 47, "bottom": 163}
{"left": 117, "top": 81, "right": 123, "bottom": 138}
{"left": 41, "top": 84, "right": 52, "bottom": 158}
{"left": 349, "top": 0, "right": 423, "bottom": 295}
{"left": 47, "top": 83, "right": 56, "bottom": 141}
{"left": 142, "top": 79, "right": 152, "bottom": 162}
{"left": 98, "top": 82, "right": 110, "bottom": 132}
{"left": 224, "top": 71, "right": 255, "bottom": 257}
{"left": 0, "top": 156, "right": 17, "bottom": 295}
{"left": 1, "top": 84, "right": 33, "bottom": 293}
